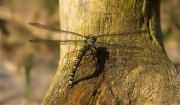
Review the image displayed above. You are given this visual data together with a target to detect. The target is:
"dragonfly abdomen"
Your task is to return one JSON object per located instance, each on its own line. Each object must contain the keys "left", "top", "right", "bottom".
{"left": 69, "top": 45, "right": 89, "bottom": 87}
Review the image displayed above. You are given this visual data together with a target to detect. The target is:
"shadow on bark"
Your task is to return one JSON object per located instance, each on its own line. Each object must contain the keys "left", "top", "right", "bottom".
{"left": 72, "top": 47, "right": 109, "bottom": 86}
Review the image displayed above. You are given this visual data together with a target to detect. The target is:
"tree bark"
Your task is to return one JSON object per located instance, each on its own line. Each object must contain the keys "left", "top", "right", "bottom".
{"left": 42, "top": 0, "right": 180, "bottom": 105}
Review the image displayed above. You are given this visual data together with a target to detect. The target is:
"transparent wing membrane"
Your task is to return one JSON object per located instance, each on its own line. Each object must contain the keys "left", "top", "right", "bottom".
{"left": 29, "top": 39, "right": 84, "bottom": 45}
{"left": 28, "top": 22, "right": 85, "bottom": 38}
{"left": 64, "top": 49, "right": 94, "bottom": 58}
{"left": 96, "top": 30, "right": 149, "bottom": 38}
{"left": 96, "top": 42, "right": 144, "bottom": 51}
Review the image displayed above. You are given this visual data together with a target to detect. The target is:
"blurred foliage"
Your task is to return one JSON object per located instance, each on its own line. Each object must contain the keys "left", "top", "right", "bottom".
{"left": 0, "top": 19, "right": 9, "bottom": 36}
{"left": 0, "top": 0, "right": 59, "bottom": 104}
{"left": 44, "top": 0, "right": 59, "bottom": 15}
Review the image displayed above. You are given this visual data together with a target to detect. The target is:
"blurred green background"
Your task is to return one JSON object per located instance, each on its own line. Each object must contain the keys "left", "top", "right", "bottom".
{"left": 0, "top": 0, "right": 180, "bottom": 105}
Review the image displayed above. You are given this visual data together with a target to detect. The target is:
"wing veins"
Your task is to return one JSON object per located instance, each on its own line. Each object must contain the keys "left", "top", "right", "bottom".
{"left": 96, "top": 30, "right": 149, "bottom": 38}
{"left": 96, "top": 42, "right": 144, "bottom": 51}
{"left": 29, "top": 39, "right": 84, "bottom": 45}
{"left": 28, "top": 22, "right": 85, "bottom": 38}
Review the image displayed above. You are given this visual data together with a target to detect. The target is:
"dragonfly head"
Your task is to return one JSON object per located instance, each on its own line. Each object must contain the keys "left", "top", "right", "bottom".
{"left": 85, "top": 35, "right": 96, "bottom": 47}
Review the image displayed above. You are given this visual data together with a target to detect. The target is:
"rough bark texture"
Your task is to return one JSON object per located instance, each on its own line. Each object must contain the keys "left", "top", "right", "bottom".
{"left": 42, "top": 0, "right": 180, "bottom": 105}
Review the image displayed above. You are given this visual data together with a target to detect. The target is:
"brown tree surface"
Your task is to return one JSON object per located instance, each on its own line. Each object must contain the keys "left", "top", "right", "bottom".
{"left": 42, "top": 0, "right": 180, "bottom": 105}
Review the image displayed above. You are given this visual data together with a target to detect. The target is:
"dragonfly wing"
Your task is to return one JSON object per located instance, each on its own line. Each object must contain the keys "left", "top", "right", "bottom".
{"left": 96, "top": 30, "right": 149, "bottom": 38}
{"left": 28, "top": 22, "right": 85, "bottom": 38}
{"left": 65, "top": 49, "right": 93, "bottom": 58}
{"left": 29, "top": 39, "right": 85, "bottom": 45}
{"left": 95, "top": 30, "right": 148, "bottom": 52}
{"left": 95, "top": 42, "right": 143, "bottom": 51}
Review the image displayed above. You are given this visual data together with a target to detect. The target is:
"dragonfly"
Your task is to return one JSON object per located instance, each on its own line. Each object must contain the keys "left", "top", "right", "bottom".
{"left": 28, "top": 22, "right": 149, "bottom": 87}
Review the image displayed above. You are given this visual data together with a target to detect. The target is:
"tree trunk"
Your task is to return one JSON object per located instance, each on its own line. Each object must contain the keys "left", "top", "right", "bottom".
{"left": 42, "top": 0, "right": 180, "bottom": 105}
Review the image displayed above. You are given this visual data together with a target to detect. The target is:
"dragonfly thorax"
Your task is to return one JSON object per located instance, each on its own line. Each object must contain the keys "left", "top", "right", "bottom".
{"left": 85, "top": 36, "right": 96, "bottom": 48}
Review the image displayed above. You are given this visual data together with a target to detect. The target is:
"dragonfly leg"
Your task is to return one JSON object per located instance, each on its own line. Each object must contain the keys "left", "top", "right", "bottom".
{"left": 91, "top": 49, "right": 97, "bottom": 66}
